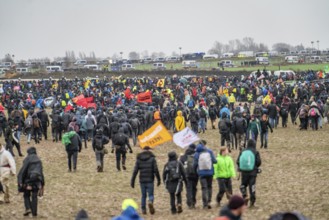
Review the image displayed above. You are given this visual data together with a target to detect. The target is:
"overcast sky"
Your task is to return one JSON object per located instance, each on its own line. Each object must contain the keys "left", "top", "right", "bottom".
{"left": 0, "top": 0, "right": 328, "bottom": 60}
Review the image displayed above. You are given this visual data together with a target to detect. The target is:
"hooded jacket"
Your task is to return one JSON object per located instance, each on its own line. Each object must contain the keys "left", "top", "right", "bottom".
{"left": 214, "top": 153, "right": 236, "bottom": 179}
{"left": 193, "top": 144, "right": 217, "bottom": 177}
{"left": 112, "top": 206, "right": 144, "bottom": 220}
{"left": 237, "top": 141, "right": 261, "bottom": 176}
{"left": 163, "top": 152, "right": 187, "bottom": 193}
{"left": 219, "top": 205, "right": 242, "bottom": 220}
{"left": 17, "top": 147, "right": 45, "bottom": 186}
{"left": 0, "top": 146, "right": 16, "bottom": 177}
{"left": 308, "top": 102, "right": 322, "bottom": 118}
{"left": 131, "top": 150, "right": 160, "bottom": 184}
{"left": 175, "top": 111, "right": 186, "bottom": 132}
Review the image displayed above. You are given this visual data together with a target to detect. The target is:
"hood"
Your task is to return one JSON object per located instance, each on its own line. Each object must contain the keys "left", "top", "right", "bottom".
{"left": 27, "top": 147, "right": 37, "bottom": 155}
{"left": 184, "top": 147, "right": 195, "bottom": 156}
{"left": 137, "top": 150, "right": 155, "bottom": 161}
{"left": 310, "top": 101, "right": 317, "bottom": 107}
{"left": 113, "top": 206, "right": 143, "bottom": 220}
{"left": 168, "top": 151, "right": 177, "bottom": 161}
{"left": 219, "top": 205, "right": 240, "bottom": 220}
{"left": 246, "top": 139, "right": 256, "bottom": 149}
{"left": 196, "top": 144, "right": 206, "bottom": 153}
{"left": 87, "top": 110, "right": 92, "bottom": 116}
{"left": 177, "top": 110, "right": 182, "bottom": 116}
{"left": 75, "top": 209, "right": 89, "bottom": 220}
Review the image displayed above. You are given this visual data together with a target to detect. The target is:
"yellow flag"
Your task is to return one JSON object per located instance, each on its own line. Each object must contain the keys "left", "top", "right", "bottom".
{"left": 138, "top": 121, "right": 172, "bottom": 148}
{"left": 157, "top": 79, "right": 165, "bottom": 88}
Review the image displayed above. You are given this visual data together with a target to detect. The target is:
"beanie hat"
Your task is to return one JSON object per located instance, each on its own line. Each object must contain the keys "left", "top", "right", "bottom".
{"left": 75, "top": 209, "right": 89, "bottom": 220}
{"left": 228, "top": 195, "right": 245, "bottom": 210}
{"left": 189, "top": 144, "right": 196, "bottom": 150}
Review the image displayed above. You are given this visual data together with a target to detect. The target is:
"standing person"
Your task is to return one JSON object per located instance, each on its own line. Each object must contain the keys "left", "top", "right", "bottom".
{"left": 32, "top": 114, "right": 42, "bottom": 144}
{"left": 214, "top": 147, "right": 236, "bottom": 207}
{"left": 174, "top": 110, "right": 186, "bottom": 132}
{"left": 247, "top": 115, "right": 261, "bottom": 145}
{"left": 130, "top": 147, "right": 161, "bottom": 215}
{"left": 85, "top": 110, "right": 97, "bottom": 141}
{"left": 163, "top": 151, "right": 187, "bottom": 214}
{"left": 0, "top": 144, "right": 16, "bottom": 204}
{"left": 0, "top": 112, "right": 7, "bottom": 138}
{"left": 198, "top": 105, "right": 207, "bottom": 133}
{"left": 17, "top": 147, "right": 45, "bottom": 217}
{"left": 62, "top": 128, "right": 82, "bottom": 172}
{"left": 180, "top": 144, "right": 198, "bottom": 209}
{"left": 308, "top": 102, "right": 321, "bottom": 130}
{"left": 260, "top": 114, "right": 273, "bottom": 149}
{"left": 187, "top": 109, "right": 199, "bottom": 134}
{"left": 218, "top": 194, "right": 247, "bottom": 220}
{"left": 50, "top": 110, "right": 62, "bottom": 143}
{"left": 208, "top": 103, "right": 218, "bottom": 129}
{"left": 92, "top": 129, "right": 109, "bottom": 172}
{"left": 228, "top": 93, "right": 236, "bottom": 111}
{"left": 39, "top": 109, "right": 49, "bottom": 140}
{"left": 24, "top": 114, "right": 33, "bottom": 144}
{"left": 267, "top": 103, "right": 277, "bottom": 129}
{"left": 111, "top": 128, "right": 133, "bottom": 171}
{"left": 289, "top": 99, "right": 298, "bottom": 125}
{"left": 234, "top": 114, "right": 247, "bottom": 149}
{"left": 218, "top": 113, "right": 231, "bottom": 150}
{"left": 237, "top": 139, "right": 261, "bottom": 207}
{"left": 297, "top": 104, "right": 308, "bottom": 130}
{"left": 5, "top": 122, "right": 24, "bottom": 157}
{"left": 193, "top": 141, "right": 217, "bottom": 209}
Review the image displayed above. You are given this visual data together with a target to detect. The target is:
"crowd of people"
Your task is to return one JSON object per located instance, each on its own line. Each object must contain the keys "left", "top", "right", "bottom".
{"left": 0, "top": 70, "right": 326, "bottom": 219}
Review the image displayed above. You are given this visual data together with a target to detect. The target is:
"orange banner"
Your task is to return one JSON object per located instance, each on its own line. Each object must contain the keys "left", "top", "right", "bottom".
{"left": 138, "top": 121, "right": 172, "bottom": 148}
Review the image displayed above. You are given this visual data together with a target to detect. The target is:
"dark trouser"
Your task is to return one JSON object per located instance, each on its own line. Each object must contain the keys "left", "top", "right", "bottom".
{"left": 170, "top": 192, "right": 182, "bottom": 212}
{"left": 52, "top": 126, "right": 61, "bottom": 142}
{"left": 95, "top": 150, "right": 104, "bottom": 171}
{"left": 12, "top": 141, "right": 23, "bottom": 156}
{"left": 0, "top": 126, "right": 4, "bottom": 137}
{"left": 87, "top": 129, "right": 94, "bottom": 141}
{"left": 260, "top": 131, "right": 268, "bottom": 148}
{"left": 191, "top": 122, "right": 198, "bottom": 134}
{"left": 200, "top": 176, "right": 213, "bottom": 207}
{"left": 33, "top": 128, "right": 41, "bottom": 143}
{"left": 6, "top": 141, "right": 14, "bottom": 156}
{"left": 42, "top": 124, "right": 48, "bottom": 140}
{"left": 115, "top": 150, "right": 126, "bottom": 171}
{"left": 310, "top": 116, "right": 318, "bottom": 130}
{"left": 24, "top": 187, "right": 39, "bottom": 216}
{"left": 140, "top": 182, "right": 154, "bottom": 211}
{"left": 186, "top": 178, "right": 198, "bottom": 207}
{"left": 290, "top": 112, "right": 296, "bottom": 124}
{"left": 300, "top": 118, "right": 308, "bottom": 130}
{"left": 240, "top": 173, "right": 257, "bottom": 205}
{"left": 216, "top": 178, "right": 232, "bottom": 204}
{"left": 132, "top": 130, "right": 138, "bottom": 146}
{"left": 282, "top": 116, "right": 288, "bottom": 127}
{"left": 67, "top": 151, "right": 78, "bottom": 171}
{"left": 220, "top": 132, "right": 231, "bottom": 148}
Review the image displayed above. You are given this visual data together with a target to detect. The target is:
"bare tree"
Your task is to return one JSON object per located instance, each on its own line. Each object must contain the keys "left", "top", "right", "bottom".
{"left": 272, "top": 43, "right": 292, "bottom": 53}
{"left": 158, "top": 52, "right": 166, "bottom": 58}
{"left": 128, "top": 51, "right": 140, "bottom": 61}
{"left": 171, "top": 51, "right": 179, "bottom": 56}
{"left": 112, "top": 53, "right": 119, "bottom": 60}
{"left": 151, "top": 52, "right": 158, "bottom": 59}
{"left": 208, "top": 41, "right": 224, "bottom": 55}
{"left": 140, "top": 50, "right": 149, "bottom": 58}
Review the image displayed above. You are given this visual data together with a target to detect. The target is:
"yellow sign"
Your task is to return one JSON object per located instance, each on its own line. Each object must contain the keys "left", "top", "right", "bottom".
{"left": 156, "top": 79, "right": 165, "bottom": 88}
{"left": 138, "top": 121, "right": 172, "bottom": 148}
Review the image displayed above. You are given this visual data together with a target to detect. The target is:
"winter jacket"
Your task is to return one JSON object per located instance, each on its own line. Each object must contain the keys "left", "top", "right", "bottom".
{"left": 175, "top": 111, "right": 186, "bottom": 132}
{"left": 0, "top": 147, "right": 16, "bottom": 178}
{"left": 220, "top": 107, "right": 231, "bottom": 119}
{"left": 237, "top": 143, "right": 261, "bottom": 176}
{"left": 247, "top": 119, "right": 260, "bottom": 135}
{"left": 17, "top": 147, "right": 45, "bottom": 186}
{"left": 267, "top": 104, "right": 277, "bottom": 118}
{"left": 179, "top": 147, "right": 198, "bottom": 179}
{"left": 194, "top": 144, "right": 217, "bottom": 177}
{"left": 112, "top": 206, "right": 144, "bottom": 220}
{"left": 85, "top": 110, "right": 97, "bottom": 130}
{"left": 213, "top": 154, "right": 236, "bottom": 179}
{"left": 260, "top": 119, "right": 273, "bottom": 133}
{"left": 66, "top": 133, "right": 82, "bottom": 152}
{"left": 131, "top": 150, "right": 161, "bottom": 184}
{"left": 92, "top": 134, "right": 110, "bottom": 152}
{"left": 308, "top": 102, "right": 322, "bottom": 118}
{"left": 219, "top": 205, "right": 242, "bottom": 220}
{"left": 234, "top": 117, "right": 247, "bottom": 134}
{"left": 112, "top": 131, "right": 132, "bottom": 152}
{"left": 163, "top": 156, "right": 187, "bottom": 194}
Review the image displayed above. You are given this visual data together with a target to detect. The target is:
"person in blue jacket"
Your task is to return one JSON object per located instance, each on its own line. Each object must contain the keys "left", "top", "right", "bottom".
{"left": 193, "top": 140, "right": 217, "bottom": 209}
{"left": 220, "top": 104, "right": 231, "bottom": 119}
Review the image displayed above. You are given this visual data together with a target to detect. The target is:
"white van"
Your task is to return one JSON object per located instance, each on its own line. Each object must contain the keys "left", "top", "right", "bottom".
{"left": 310, "top": 56, "right": 322, "bottom": 63}
{"left": 46, "top": 66, "right": 63, "bottom": 73}
{"left": 221, "top": 53, "right": 234, "bottom": 58}
{"left": 166, "top": 56, "right": 179, "bottom": 62}
{"left": 255, "top": 57, "right": 269, "bottom": 65}
{"left": 153, "top": 63, "right": 166, "bottom": 70}
{"left": 273, "top": 70, "right": 296, "bottom": 80}
{"left": 182, "top": 60, "right": 198, "bottom": 69}
{"left": 203, "top": 54, "right": 218, "bottom": 60}
{"left": 250, "top": 70, "right": 272, "bottom": 79}
{"left": 219, "top": 60, "right": 234, "bottom": 67}
{"left": 74, "top": 60, "right": 87, "bottom": 65}
{"left": 83, "top": 65, "right": 99, "bottom": 71}
{"left": 285, "top": 56, "right": 299, "bottom": 64}
{"left": 121, "top": 64, "right": 135, "bottom": 70}
{"left": 16, "top": 67, "right": 30, "bottom": 74}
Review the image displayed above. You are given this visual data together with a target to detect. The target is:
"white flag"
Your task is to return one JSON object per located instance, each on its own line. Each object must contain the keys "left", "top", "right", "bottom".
{"left": 173, "top": 127, "right": 200, "bottom": 148}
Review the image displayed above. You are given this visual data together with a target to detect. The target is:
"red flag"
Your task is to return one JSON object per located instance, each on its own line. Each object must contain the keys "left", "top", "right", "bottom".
{"left": 65, "top": 105, "right": 73, "bottom": 112}
{"left": 124, "top": 88, "right": 131, "bottom": 100}
{"left": 76, "top": 98, "right": 88, "bottom": 108}
{"left": 85, "top": 96, "right": 94, "bottom": 103}
{"left": 137, "top": 91, "right": 152, "bottom": 103}
{"left": 87, "top": 103, "right": 96, "bottom": 109}
{"left": 72, "top": 94, "right": 85, "bottom": 103}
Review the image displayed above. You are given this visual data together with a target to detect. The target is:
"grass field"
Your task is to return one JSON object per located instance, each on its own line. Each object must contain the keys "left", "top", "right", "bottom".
{"left": 1, "top": 114, "right": 329, "bottom": 220}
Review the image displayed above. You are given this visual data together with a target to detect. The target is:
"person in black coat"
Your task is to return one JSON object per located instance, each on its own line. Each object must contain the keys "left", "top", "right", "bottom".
{"left": 260, "top": 114, "right": 273, "bottom": 149}
{"left": 92, "top": 129, "right": 109, "bottom": 172}
{"left": 179, "top": 144, "right": 198, "bottom": 209}
{"left": 39, "top": 109, "right": 49, "bottom": 140}
{"left": 237, "top": 139, "right": 261, "bottom": 207}
{"left": 111, "top": 128, "right": 132, "bottom": 171}
{"left": 17, "top": 147, "right": 45, "bottom": 217}
{"left": 163, "top": 151, "right": 187, "bottom": 214}
{"left": 65, "top": 127, "right": 82, "bottom": 172}
{"left": 131, "top": 147, "right": 161, "bottom": 215}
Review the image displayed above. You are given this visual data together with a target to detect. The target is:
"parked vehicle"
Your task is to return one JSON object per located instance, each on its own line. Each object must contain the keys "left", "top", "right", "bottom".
{"left": 16, "top": 67, "right": 30, "bottom": 74}
{"left": 237, "top": 51, "right": 254, "bottom": 58}
{"left": 153, "top": 63, "right": 166, "bottom": 70}
{"left": 221, "top": 53, "right": 234, "bottom": 58}
{"left": 310, "top": 56, "right": 322, "bottom": 63}
{"left": 256, "top": 57, "right": 269, "bottom": 65}
{"left": 46, "top": 66, "right": 63, "bottom": 73}
{"left": 121, "top": 64, "right": 135, "bottom": 70}
{"left": 166, "top": 56, "right": 179, "bottom": 62}
{"left": 83, "top": 65, "right": 99, "bottom": 71}
{"left": 143, "top": 57, "right": 153, "bottom": 63}
{"left": 203, "top": 54, "right": 218, "bottom": 60}
{"left": 219, "top": 60, "right": 234, "bottom": 67}
{"left": 273, "top": 70, "right": 296, "bottom": 80}
{"left": 182, "top": 60, "right": 198, "bottom": 69}
{"left": 285, "top": 56, "right": 299, "bottom": 64}
{"left": 74, "top": 60, "right": 87, "bottom": 65}
{"left": 153, "top": 57, "right": 166, "bottom": 62}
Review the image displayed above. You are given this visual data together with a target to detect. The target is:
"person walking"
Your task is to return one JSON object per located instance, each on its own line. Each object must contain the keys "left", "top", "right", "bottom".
{"left": 92, "top": 129, "right": 109, "bottom": 172}
{"left": 111, "top": 128, "right": 133, "bottom": 171}
{"left": 179, "top": 144, "right": 198, "bottom": 209}
{"left": 17, "top": 147, "right": 45, "bottom": 217}
{"left": 0, "top": 144, "right": 16, "bottom": 204}
{"left": 218, "top": 113, "right": 232, "bottom": 150}
{"left": 32, "top": 114, "right": 42, "bottom": 144}
{"left": 214, "top": 147, "right": 236, "bottom": 207}
{"left": 237, "top": 139, "right": 261, "bottom": 207}
{"left": 175, "top": 110, "right": 186, "bottom": 132}
{"left": 260, "top": 114, "right": 273, "bottom": 149}
{"left": 131, "top": 146, "right": 161, "bottom": 215}
{"left": 247, "top": 115, "right": 261, "bottom": 145}
{"left": 217, "top": 194, "right": 247, "bottom": 220}
{"left": 163, "top": 151, "right": 187, "bottom": 214}
{"left": 62, "top": 127, "right": 82, "bottom": 172}
{"left": 193, "top": 141, "right": 217, "bottom": 209}
{"left": 85, "top": 110, "right": 97, "bottom": 141}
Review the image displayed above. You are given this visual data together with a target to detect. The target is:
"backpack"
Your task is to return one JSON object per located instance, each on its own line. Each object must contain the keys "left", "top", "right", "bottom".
{"left": 52, "top": 114, "right": 59, "bottom": 126}
{"left": 33, "top": 118, "right": 40, "bottom": 128}
{"left": 25, "top": 117, "right": 33, "bottom": 128}
{"left": 198, "top": 151, "right": 212, "bottom": 171}
{"left": 0, "top": 115, "right": 5, "bottom": 124}
{"left": 239, "top": 150, "right": 256, "bottom": 171}
{"left": 188, "top": 100, "right": 194, "bottom": 108}
{"left": 281, "top": 108, "right": 288, "bottom": 117}
{"left": 185, "top": 155, "right": 196, "bottom": 177}
{"left": 209, "top": 108, "right": 216, "bottom": 117}
{"left": 167, "top": 161, "right": 180, "bottom": 181}
{"left": 310, "top": 108, "right": 316, "bottom": 117}
{"left": 94, "top": 137, "right": 104, "bottom": 150}
{"left": 189, "top": 113, "right": 197, "bottom": 123}
{"left": 219, "top": 120, "right": 228, "bottom": 133}
{"left": 200, "top": 109, "right": 206, "bottom": 118}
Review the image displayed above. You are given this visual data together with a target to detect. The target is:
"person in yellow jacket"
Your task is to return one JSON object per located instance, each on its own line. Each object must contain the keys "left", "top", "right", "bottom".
{"left": 213, "top": 147, "right": 236, "bottom": 206}
{"left": 228, "top": 93, "right": 236, "bottom": 111}
{"left": 174, "top": 111, "right": 185, "bottom": 132}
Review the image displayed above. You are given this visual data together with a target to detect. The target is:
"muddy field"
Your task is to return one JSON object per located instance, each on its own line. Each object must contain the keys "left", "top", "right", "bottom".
{"left": 0, "top": 118, "right": 329, "bottom": 220}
